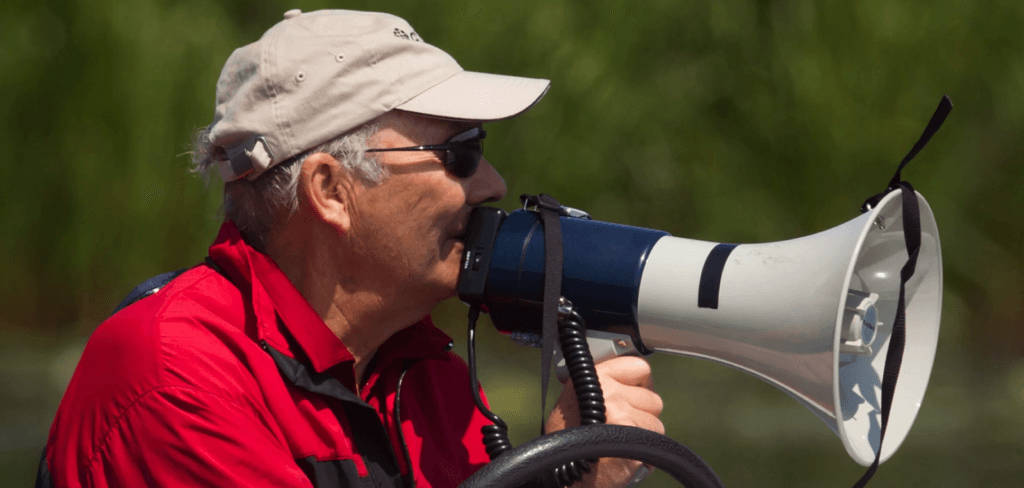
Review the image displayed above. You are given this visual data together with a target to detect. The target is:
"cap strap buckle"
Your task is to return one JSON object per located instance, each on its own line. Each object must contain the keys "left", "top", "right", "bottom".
{"left": 218, "top": 135, "right": 275, "bottom": 182}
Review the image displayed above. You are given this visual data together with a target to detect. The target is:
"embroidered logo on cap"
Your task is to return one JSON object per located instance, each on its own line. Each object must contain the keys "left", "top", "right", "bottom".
{"left": 393, "top": 28, "right": 422, "bottom": 42}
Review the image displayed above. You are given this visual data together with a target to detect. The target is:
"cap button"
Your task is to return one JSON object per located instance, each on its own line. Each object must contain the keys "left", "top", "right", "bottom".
{"left": 283, "top": 9, "right": 302, "bottom": 19}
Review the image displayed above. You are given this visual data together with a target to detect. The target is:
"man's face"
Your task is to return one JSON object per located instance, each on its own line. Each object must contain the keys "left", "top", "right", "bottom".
{"left": 343, "top": 112, "right": 507, "bottom": 305}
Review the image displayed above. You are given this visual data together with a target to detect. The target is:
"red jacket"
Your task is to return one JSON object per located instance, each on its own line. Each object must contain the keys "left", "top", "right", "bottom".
{"left": 42, "top": 222, "right": 493, "bottom": 487}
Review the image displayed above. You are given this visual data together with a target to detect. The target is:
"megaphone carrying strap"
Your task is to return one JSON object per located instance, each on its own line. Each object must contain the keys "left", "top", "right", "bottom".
{"left": 853, "top": 95, "right": 951, "bottom": 488}
{"left": 520, "top": 193, "right": 567, "bottom": 434}
{"left": 523, "top": 193, "right": 613, "bottom": 487}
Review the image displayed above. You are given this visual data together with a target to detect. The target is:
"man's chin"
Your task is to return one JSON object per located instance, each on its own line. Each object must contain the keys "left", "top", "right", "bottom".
{"left": 439, "top": 247, "right": 465, "bottom": 298}
{"left": 425, "top": 279, "right": 459, "bottom": 308}
{"left": 441, "top": 287, "right": 458, "bottom": 301}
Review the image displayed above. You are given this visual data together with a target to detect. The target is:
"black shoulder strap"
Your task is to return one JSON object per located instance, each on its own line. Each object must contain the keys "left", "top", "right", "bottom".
{"left": 264, "top": 342, "right": 403, "bottom": 488}
{"left": 110, "top": 268, "right": 187, "bottom": 316}
{"left": 34, "top": 448, "right": 54, "bottom": 488}
{"left": 108, "top": 256, "right": 232, "bottom": 317}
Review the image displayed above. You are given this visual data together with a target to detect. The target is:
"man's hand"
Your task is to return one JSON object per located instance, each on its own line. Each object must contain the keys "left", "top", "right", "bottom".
{"left": 545, "top": 356, "right": 664, "bottom": 488}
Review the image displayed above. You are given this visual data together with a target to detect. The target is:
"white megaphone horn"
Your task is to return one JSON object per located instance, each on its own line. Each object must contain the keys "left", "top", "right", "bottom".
{"left": 460, "top": 187, "right": 941, "bottom": 467}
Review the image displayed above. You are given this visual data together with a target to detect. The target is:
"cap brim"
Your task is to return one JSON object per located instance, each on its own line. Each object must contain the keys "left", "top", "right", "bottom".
{"left": 395, "top": 71, "right": 550, "bottom": 122}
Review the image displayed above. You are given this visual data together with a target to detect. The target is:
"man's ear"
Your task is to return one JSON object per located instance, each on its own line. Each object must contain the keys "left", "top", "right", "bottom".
{"left": 298, "top": 152, "right": 354, "bottom": 234}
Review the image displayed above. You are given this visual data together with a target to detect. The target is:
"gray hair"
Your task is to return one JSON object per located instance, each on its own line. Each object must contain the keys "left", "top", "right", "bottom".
{"left": 189, "top": 123, "right": 385, "bottom": 252}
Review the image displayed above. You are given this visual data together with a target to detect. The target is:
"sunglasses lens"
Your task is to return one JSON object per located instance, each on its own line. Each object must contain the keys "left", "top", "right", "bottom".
{"left": 446, "top": 142, "right": 482, "bottom": 178}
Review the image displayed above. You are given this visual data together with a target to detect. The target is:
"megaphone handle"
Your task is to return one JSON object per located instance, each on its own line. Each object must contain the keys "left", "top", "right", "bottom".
{"left": 554, "top": 331, "right": 643, "bottom": 383}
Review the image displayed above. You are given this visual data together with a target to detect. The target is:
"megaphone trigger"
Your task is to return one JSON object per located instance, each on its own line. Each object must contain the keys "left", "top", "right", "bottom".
{"left": 553, "top": 330, "right": 644, "bottom": 383}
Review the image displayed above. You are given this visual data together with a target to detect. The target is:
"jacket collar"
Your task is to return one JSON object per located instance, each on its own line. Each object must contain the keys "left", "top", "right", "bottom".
{"left": 207, "top": 221, "right": 452, "bottom": 375}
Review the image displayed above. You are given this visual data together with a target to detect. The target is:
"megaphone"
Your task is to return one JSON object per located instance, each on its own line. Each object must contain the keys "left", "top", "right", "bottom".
{"left": 462, "top": 188, "right": 941, "bottom": 467}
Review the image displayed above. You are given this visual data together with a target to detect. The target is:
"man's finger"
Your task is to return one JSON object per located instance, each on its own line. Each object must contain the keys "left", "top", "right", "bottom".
{"left": 620, "top": 386, "right": 663, "bottom": 416}
{"left": 595, "top": 356, "right": 654, "bottom": 389}
{"left": 620, "top": 411, "right": 665, "bottom": 436}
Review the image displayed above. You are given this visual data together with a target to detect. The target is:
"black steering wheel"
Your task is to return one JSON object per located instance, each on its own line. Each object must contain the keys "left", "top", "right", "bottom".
{"left": 458, "top": 424, "right": 724, "bottom": 488}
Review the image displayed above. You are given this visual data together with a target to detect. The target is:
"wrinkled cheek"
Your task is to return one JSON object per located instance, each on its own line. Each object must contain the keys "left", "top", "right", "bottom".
{"left": 436, "top": 245, "right": 464, "bottom": 287}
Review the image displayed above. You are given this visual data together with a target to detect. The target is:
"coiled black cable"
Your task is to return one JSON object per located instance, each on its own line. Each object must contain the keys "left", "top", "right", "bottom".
{"left": 467, "top": 305, "right": 607, "bottom": 486}
{"left": 552, "top": 309, "right": 605, "bottom": 487}
{"left": 557, "top": 311, "right": 606, "bottom": 426}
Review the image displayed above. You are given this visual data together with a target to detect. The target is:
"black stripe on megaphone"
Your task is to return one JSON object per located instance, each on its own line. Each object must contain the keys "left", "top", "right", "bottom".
{"left": 697, "top": 243, "right": 739, "bottom": 310}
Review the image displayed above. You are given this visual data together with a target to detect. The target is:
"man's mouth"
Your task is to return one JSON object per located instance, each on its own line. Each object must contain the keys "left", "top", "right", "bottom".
{"left": 449, "top": 211, "right": 473, "bottom": 246}
{"left": 452, "top": 221, "right": 469, "bottom": 244}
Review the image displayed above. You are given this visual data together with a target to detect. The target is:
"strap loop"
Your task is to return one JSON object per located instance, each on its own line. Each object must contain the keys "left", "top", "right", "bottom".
{"left": 852, "top": 95, "right": 950, "bottom": 488}
{"left": 862, "top": 95, "right": 952, "bottom": 213}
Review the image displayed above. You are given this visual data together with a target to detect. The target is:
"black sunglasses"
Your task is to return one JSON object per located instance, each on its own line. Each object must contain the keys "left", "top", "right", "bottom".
{"left": 365, "top": 127, "right": 486, "bottom": 178}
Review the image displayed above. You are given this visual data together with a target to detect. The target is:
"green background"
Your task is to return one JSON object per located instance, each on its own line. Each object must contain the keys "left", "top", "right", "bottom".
{"left": 2, "top": 0, "right": 1022, "bottom": 486}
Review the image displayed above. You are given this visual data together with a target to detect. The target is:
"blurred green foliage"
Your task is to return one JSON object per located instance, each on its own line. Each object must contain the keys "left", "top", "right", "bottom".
{"left": 2, "top": 0, "right": 1022, "bottom": 486}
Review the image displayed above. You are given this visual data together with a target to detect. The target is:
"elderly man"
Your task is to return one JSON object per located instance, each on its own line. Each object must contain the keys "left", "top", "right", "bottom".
{"left": 40, "top": 9, "right": 663, "bottom": 488}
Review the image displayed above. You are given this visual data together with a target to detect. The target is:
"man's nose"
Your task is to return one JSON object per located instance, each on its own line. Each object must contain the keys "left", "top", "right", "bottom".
{"left": 466, "top": 157, "right": 507, "bottom": 205}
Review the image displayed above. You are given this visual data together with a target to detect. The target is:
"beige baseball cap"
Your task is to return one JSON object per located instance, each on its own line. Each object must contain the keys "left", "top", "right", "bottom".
{"left": 208, "top": 9, "right": 551, "bottom": 182}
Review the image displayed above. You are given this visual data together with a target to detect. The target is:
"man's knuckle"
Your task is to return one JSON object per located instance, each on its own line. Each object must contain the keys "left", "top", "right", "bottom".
{"left": 647, "top": 393, "right": 664, "bottom": 416}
